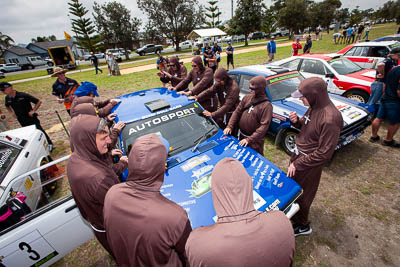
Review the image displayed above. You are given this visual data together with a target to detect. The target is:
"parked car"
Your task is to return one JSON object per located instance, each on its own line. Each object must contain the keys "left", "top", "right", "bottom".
{"left": 135, "top": 44, "right": 163, "bottom": 56}
{"left": 84, "top": 53, "right": 106, "bottom": 60}
{"left": 249, "top": 32, "right": 265, "bottom": 40}
{"left": 335, "top": 41, "right": 400, "bottom": 69}
{"left": 105, "top": 48, "right": 123, "bottom": 62}
{"left": 222, "top": 35, "right": 232, "bottom": 43}
{"left": 270, "top": 54, "right": 375, "bottom": 103}
{"left": 232, "top": 35, "right": 245, "bottom": 42}
{"left": 0, "top": 63, "right": 21, "bottom": 73}
{"left": 194, "top": 37, "right": 211, "bottom": 47}
{"left": 373, "top": 34, "right": 400, "bottom": 42}
{"left": 228, "top": 66, "right": 375, "bottom": 154}
{"left": 272, "top": 28, "right": 289, "bottom": 37}
{"left": 178, "top": 41, "right": 192, "bottom": 50}
{"left": 0, "top": 71, "right": 4, "bottom": 79}
{"left": 113, "top": 87, "right": 302, "bottom": 227}
{"left": 44, "top": 57, "right": 54, "bottom": 66}
{"left": 17, "top": 56, "right": 46, "bottom": 70}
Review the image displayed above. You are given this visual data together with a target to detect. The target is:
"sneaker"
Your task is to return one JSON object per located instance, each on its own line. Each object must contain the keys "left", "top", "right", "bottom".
{"left": 369, "top": 136, "right": 380, "bottom": 143}
{"left": 293, "top": 224, "right": 312, "bottom": 236}
{"left": 382, "top": 140, "right": 400, "bottom": 148}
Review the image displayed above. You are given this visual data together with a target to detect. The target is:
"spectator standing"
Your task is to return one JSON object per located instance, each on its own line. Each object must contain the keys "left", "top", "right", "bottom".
{"left": 51, "top": 67, "right": 79, "bottom": 115}
{"left": 267, "top": 36, "right": 276, "bottom": 62}
{"left": 202, "top": 42, "right": 211, "bottom": 66}
{"left": 212, "top": 41, "right": 222, "bottom": 68}
{"left": 364, "top": 25, "right": 371, "bottom": 40}
{"left": 340, "top": 26, "right": 347, "bottom": 44}
{"left": 350, "top": 25, "right": 357, "bottom": 43}
{"left": 356, "top": 23, "right": 364, "bottom": 41}
{"left": 288, "top": 77, "right": 343, "bottom": 236}
{"left": 89, "top": 52, "right": 103, "bottom": 74}
{"left": 105, "top": 52, "right": 112, "bottom": 75}
{"left": 226, "top": 42, "right": 235, "bottom": 70}
{"left": 303, "top": 36, "right": 312, "bottom": 54}
{"left": 315, "top": 27, "right": 320, "bottom": 41}
{"left": 346, "top": 26, "right": 354, "bottom": 43}
{"left": 292, "top": 37, "right": 302, "bottom": 56}
{"left": 104, "top": 134, "right": 192, "bottom": 267}
{"left": 185, "top": 158, "right": 295, "bottom": 267}
{"left": 0, "top": 82, "right": 54, "bottom": 150}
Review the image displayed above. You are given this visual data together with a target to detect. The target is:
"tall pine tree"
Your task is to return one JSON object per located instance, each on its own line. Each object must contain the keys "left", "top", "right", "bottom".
{"left": 68, "top": 0, "right": 103, "bottom": 52}
{"left": 205, "top": 1, "right": 221, "bottom": 28}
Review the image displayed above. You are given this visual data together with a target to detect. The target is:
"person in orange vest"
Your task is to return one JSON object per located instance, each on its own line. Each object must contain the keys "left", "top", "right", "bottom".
{"left": 292, "top": 37, "right": 302, "bottom": 56}
{"left": 51, "top": 67, "right": 79, "bottom": 115}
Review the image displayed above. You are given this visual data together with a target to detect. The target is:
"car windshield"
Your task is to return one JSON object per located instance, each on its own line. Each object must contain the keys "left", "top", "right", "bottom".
{"left": 0, "top": 141, "right": 21, "bottom": 184}
{"left": 267, "top": 72, "right": 304, "bottom": 101}
{"left": 327, "top": 57, "right": 363, "bottom": 75}
{"left": 120, "top": 103, "right": 219, "bottom": 156}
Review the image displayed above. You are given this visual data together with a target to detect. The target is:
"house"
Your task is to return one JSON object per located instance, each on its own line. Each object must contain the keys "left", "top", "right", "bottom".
{"left": 0, "top": 46, "right": 39, "bottom": 64}
{"left": 26, "top": 39, "right": 87, "bottom": 59}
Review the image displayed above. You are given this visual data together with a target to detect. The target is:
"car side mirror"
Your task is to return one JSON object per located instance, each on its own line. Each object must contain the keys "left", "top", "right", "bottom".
{"left": 325, "top": 73, "right": 335, "bottom": 79}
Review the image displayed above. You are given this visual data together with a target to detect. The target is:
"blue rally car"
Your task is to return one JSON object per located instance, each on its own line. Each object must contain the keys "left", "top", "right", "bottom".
{"left": 113, "top": 88, "right": 302, "bottom": 229}
{"left": 228, "top": 65, "right": 375, "bottom": 154}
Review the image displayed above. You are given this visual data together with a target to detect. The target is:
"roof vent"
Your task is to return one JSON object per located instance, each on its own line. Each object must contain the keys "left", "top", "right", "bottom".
{"left": 144, "top": 99, "right": 171, "bottom": 112}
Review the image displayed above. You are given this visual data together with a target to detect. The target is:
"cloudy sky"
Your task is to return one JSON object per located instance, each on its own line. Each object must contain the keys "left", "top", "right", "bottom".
{"left": 1, "top": 0, "right": 389, "bottom": 44}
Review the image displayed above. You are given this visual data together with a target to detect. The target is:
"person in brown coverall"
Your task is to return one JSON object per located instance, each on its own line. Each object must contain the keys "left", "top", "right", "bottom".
{"left": 69, "top": 103, "right": 128, "bottom": 176}
{"left": 67, "top": 116, "right": 120, "bottom": 256}
{"left": 185, "top": 157, "right": 295, "bottom": 267}
{"left": 224, "top": 76, "right": 272, "bottom": 155}
{"left": 158, "top": 56, "right": 188, "bottom": 88}
{"left": 70, "top": 95, "right": 121, "bottom": 118}
{"left": 288, "top": 77, "right": 343, "bottom": 236}
{"left": 171, "top": 56, "right": 217, "bottom": 112}
{"left": 103, "top": 134, "right": 192, "bottom": 267}
{"left": 189, "top": 68, "right": 240, "bottom": 129}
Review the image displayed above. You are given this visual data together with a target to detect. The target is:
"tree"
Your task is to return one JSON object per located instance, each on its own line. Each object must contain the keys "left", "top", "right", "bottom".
{"left": 335, "top": 8, "right": 350, "bottom": 26}
{"left": 261, "top": 7, "right": 277, "bottom": 37}
{"left": 277, "top": 0, "right": 309, "bottom": 38}
{"left": 228, "top": 0, "right": 264, "bottom": 46}
{"left": 31, "top": 35, "right": 57, "bottom": 43}
{"left": 0, "top": 32, "right": 14, "bottom": 54}
{"left": 68, "top": 0, "right": 103, "bottom": 52}
{"left": 93, "top": 1, "right": 141, "bottom": 59}
{"left": 205, "top": 1, "right": 221, "bottom": 28}
{"left": 144, "top": 21, "right": 164, "bottom": 44}
{"left": 308, "top": 0, "right": 341, "bottom": 33}
{"left": 349, "top": 6, "right": 363, "bottom": 26}
{"left": 377, "top": 0, "right": 400, "bottom": 24}
{"left": 137, "top": 0, "right": 205, "bottom": 51}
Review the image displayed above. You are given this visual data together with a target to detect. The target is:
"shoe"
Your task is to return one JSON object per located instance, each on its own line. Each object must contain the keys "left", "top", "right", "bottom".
{"left": 293, "top": 224, "right": 312, "bottom": 236}
{"left": 369, "top": 136, "right": 380, "bottom": 143}
{"left": 382, "top": 140, "right": 400, "bottom": 148}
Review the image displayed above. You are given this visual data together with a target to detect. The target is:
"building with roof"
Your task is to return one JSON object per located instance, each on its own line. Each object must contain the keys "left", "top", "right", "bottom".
{"left": 0, "top": 45, "right": 38, "bottom": 65}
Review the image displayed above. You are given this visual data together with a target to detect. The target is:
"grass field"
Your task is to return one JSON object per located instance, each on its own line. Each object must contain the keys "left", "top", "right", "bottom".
{"left": 3, "top": 23, "right": 399, "bottom": 267}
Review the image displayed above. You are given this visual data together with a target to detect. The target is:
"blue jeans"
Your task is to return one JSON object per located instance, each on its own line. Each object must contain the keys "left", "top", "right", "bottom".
{"left": 367, "top": 81, "right": 383, "bottom": 106}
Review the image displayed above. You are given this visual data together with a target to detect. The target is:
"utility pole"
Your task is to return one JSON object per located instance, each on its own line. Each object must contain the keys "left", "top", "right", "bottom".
{"left": 231, "top": 0, "right": 233, "bottom": 18}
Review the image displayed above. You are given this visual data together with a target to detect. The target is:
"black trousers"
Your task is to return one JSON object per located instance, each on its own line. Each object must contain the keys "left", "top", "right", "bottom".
{"left": 18, "top": 116, "right": 53, "bottom": 145}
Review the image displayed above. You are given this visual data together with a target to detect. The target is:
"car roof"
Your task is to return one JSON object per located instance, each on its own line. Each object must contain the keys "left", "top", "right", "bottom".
{"left": 114, "top": 87, "right": 193, "bottom": 124}
{"left": 229, "top": 64, "right": 291, "bottom": 77}
{"left": 350, "top": 41, "right": 398, "bottom": 47}
{"left": 292, "top": 53, "right": 334, "bottom": 61}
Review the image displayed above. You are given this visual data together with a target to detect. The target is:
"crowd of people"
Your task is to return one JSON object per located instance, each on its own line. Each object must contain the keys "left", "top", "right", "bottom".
{"left": 336, "top": 23, "right": 371, "bottom": 44}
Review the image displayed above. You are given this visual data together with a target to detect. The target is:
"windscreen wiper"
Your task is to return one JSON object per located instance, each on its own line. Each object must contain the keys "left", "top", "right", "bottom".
{"left": 191, "top": 128, "right": 216, "bottom": 152}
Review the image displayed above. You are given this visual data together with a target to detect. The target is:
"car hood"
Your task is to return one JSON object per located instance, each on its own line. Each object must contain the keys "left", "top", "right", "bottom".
{"left": 162, "top": 130, "right": 302, "bottom": 229}
{"left": 343, "top": 69, "right": 375, "bottom": 85}
{"left": 275, "top": 95, "right": 369, "bottom": 126}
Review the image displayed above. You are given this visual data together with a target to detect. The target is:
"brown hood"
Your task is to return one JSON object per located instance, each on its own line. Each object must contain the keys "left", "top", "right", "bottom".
{"left": 126, "top": 134, "right": 167, "bottom": 191}
{"left": 212, "top": 158, "right": 255, "bottom": 221}
{"left": 299, "top": 77, "right": 331, "bottom": 109}
{"left": 169, "top": 56, "right": 180, "bottom": 70}
{"left": 192, "top": 56, "right": 205, "bottom": 72}
{"left": 70, "top": 115, "right": 105, "bottom": 162}
{"left": 214, "top": 68, "right": 232, "bottom": 85}
{"left": 70, "top": 103, "right": 97, "bottom": 118}
{"left": 250, "top": 76, "right": 267, "bottom": 101}
{"left": 71, "top": 96, "right": 95, "bottom": 112}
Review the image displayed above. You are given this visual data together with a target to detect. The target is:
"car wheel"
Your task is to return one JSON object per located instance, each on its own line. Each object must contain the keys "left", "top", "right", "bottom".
{"left": 343, "top": 89, "right": 369, "bottom": 103}
{"left": 139, "top": 52, "right": 144, "bottom": 56}
{"left": 47, "top": 62, "right": 54, "bottom": 66}
{"left": 40, "top": 157, "right": 58, "bottom": 197}
{"left": 280, "top": 130, "right": 298, "bottom": 155}
{"left": 28, "top": 65, "right": 33, "bottom": 70}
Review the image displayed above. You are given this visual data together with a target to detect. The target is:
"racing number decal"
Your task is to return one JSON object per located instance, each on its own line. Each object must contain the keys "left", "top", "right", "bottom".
{"left": 18, "top": 242, "right": 40, "bottom": 261}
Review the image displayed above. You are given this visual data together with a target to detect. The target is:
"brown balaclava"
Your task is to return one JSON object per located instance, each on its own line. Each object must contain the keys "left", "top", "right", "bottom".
{"left": 191, "top": 56, "right": 205, "bottom": 72}
{"left": 250, "top": 75, "right": 267, "bottom": 103}
{"left": 169, "top": 56, "right": 181, "bottom": 71}
{"left": 299, "top": 77, "right": 331, "bottom": 109}
{"left": 70, "top": 103, "right": 97, "bottom": 118}
{"left": 126, "top": 134, "right": 167, "bottom": 191}
{"left": 70, "top": 96, "right": 95, "bottom": 112}
{"left": 212, "top": 157, "right": 257, "bottom": 222}
{"left": 214, "top": 68, "right": 233, "bottom": 87}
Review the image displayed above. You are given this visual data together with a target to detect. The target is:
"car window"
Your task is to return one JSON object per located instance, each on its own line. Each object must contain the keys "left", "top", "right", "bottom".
{"left": 344, "top": 47, "right": 357, "bottom": 56}
{"left": 228, "top": 74, "right": 239, "bottom": 84}
{"left": 0, "top": 157, "right": 70, "bottom": 234}
{"left": 368, "top": 46, "right": 387, "bottom": 57}
{"left": 299, "top": 59, "right": 326, "bottom": 75}
{"left": 280, "top": 59, "right": 301, "bottom": 71}
{"left": 0, "top": 142, "right": 21, "bottom": 184}
{"left": 267, "top": 72, "right": 304, "bottom": 101}
{"left": 327, "top": 57, "right": 363, "bottom": 75}
{"left": 239, "top": 74, "right": 253, "bottom": 93}
{"left": 353, "top": 47, "right": 369, "bottom": 57}
{"left": 120, "top": 103, "right": 219, "bottom": 156}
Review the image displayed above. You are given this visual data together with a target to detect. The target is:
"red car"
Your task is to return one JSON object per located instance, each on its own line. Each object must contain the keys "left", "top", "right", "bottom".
{"left": 271, "top": 54, "right": 375, "bottom": 103}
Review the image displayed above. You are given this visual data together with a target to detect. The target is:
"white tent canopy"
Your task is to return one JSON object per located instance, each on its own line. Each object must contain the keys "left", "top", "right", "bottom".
{"left": 187, "top": 28, "right": 227, "bottom": 39}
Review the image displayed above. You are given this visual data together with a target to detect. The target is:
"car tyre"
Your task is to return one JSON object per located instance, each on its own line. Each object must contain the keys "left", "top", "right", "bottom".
{"left": 139, "top": 52, "right": 144, "bottom": 56}
{"left": 47, "top": 62, "right": 54, "bottom": 66}
{"left": 343, "top": 89, "right": 369, "bottom": 103}
{"left": 155, "top": 49, "right": 161, "bottom": 54}
{"left": 280, "top": 130, "right": 298, "bottom": 155}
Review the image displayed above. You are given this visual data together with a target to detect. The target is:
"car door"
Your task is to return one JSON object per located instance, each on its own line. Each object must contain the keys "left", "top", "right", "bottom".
{"left": 298, "top": 59, "right": 327, "bottom": 79}
{"left": 0, "top": 156, "right": 93, "bottom": 267}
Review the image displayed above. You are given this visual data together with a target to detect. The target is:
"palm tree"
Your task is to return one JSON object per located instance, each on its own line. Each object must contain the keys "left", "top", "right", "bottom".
{"left": 0, "top": 32, "right": 14, "bottom": 54}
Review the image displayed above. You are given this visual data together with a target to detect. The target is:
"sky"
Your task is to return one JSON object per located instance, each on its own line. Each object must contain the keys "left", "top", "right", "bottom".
{"left": 0, "top": 0, "right": 390, "bottom": 44}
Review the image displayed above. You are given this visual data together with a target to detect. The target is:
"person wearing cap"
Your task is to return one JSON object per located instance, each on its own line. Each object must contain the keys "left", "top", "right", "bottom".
{"left": 89, "top": 52, "right": 103, "bottom": 74}
{"left": 202, "top": 42, "right": 211, "bottom": 66}
{"left": 103, "top": 134, "right": 192, "bottom": 267}
{"left": 51, "top": 67, "right": 79, "bottom": 115}
{"left": 158, "top": 56, "right": 187, "bottom": 88}
{"left": 288, "top": 77, "right": 343, "bottom": 236}
{"left": 0, "top": 82, "right": 54, "bottom": 149}
{"left": 292, "top": 37, "right": 302, "bottom": 56}
{"left": 224, "top": 76, "right": 272, "bottom": 155}
{"left": 226, "top": 42, "right": 235, "bottom": 70}
{"left": 267, "top": 36, "right": 276, "bottom": 62}
{"left": 185, "top": 157, "right": 295, "bottom": 267}
{"left": 370, "top": 47, "right": 400, "bottom": 148}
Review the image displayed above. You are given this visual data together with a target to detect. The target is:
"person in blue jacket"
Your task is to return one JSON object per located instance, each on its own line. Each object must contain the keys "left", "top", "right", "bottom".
{"left": 267, "top": 36, "right": 276, "bottom": 62}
